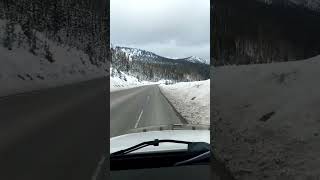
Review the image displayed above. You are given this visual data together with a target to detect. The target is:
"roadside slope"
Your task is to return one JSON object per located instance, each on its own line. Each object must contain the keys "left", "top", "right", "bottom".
{"left": 159, "top": 80, "right": 210, "bottom": 125}
{"left": 213, "top": 55, "right": 320, "bottom": 179}
{"left": 0, "top": 19, "right": 107, "bottom": 97}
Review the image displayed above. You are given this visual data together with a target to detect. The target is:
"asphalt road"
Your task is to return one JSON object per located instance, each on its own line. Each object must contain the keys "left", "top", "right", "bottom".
{"left": 110, "top": 85, "right": 183, "bottom": 137}
{"left": 0, "top": 78, "right": 108, "bottom": 180}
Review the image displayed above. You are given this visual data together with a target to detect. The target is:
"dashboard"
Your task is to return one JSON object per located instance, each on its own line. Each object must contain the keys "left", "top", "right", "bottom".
{"left": 111, "top": 165, "right": 210, "bottom": 180}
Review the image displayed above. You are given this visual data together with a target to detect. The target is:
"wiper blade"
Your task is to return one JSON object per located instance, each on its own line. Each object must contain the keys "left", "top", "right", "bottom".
{"left": 174, "top": 150, "right": 210, "bottom": 166}
{"left": 111, "top": 139, "right": 192, "bottom": 156}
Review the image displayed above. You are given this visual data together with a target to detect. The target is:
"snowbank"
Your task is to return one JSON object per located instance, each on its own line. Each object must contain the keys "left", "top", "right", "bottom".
{"left": 159, "top": 80, "right": 210, "bottom": 125}
{"left": 213, "top": 55, "right": 320, "bottom": 179}
{"left": 0, "top": 46, "right": 106, "bottom": 97}
{"left": 110, "top": 68, "right": 158, "bottom": 92}
{"left": 0, "top": 19, "right": 107, "bottom": 97}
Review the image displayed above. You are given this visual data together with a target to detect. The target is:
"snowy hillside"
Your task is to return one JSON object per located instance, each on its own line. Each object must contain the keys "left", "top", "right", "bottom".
{"left": 0, "top": 1, "right": 108, "bottom": 97}
{"left": 116, "top": 46, "right": 157, "bottom": 62}
{"left": 159, "top": 80, "right": 210, "bottom": 125}
{"left": 110, "top": 67, "right": 157, "bottom": 92}
{"left": 213, "top": 55, "right": 320, "bottom": 179}
{"left": 0, "top": 19, "right": 107, "bottom": 97}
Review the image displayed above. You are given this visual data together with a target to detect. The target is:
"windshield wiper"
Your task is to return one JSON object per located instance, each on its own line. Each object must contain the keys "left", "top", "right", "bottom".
{"left": 111, "top": 139, "right": 194, "bottom": 156}
{"left": 174, "top": 150, "right": 210, "bottom": 166}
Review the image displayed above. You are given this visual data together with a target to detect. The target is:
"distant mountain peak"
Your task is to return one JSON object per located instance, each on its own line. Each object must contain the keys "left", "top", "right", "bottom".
{"left": 184, "top": 56, "right": 209, "bottom": 65}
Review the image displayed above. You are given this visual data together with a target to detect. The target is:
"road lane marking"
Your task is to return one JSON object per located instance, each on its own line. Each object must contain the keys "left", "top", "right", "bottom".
{"left": 135, "top": 109, "right": 144, "bottom": 128}
{"left": 147, "top": 95, "right": 150, "bottom": 102}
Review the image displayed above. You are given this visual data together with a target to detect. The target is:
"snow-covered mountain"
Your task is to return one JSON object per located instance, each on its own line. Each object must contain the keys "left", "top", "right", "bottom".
{"left": 182, "top": 56, "right": 209, "bottom": 64}
{"left": 114, "top": 46, "right": 159, "bottom": 63}
{"left": 113, "top": 46, "right": 209, "bottom": 65}
{"left": 111, "top": 46, "right": 210, "bottom": 82}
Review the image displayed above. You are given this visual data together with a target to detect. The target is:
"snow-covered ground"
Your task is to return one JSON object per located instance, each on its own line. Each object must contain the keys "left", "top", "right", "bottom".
{"left": 159, "top": 80, "right": 210, "bottom": 125}
{"left": 213, "top": 55, "right": 320, "bottom": 179}
{"left": 110, "top": 67, "right": 159, "bottom": 92}
{"left": 0, "top": 19, "right": 107, "bottom": 97}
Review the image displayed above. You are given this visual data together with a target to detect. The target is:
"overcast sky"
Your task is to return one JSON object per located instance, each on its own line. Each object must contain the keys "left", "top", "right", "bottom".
{"left": 111, "top": 0, "right": 210, "bottom": 61}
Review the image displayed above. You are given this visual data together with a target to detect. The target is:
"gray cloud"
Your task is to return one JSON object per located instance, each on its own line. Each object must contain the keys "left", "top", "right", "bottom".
{"left": 111, "top": 0, "right": 210, "bottom": 61}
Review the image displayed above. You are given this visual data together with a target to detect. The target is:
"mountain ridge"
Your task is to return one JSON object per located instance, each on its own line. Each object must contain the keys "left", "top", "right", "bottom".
{"left": 113, "top": 46, "right": 209, "bottom": 65}
{"left": 111, "top": 45, "right": 210, "bottom": 82}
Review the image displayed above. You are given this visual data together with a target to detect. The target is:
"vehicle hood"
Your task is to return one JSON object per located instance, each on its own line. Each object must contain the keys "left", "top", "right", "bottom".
{"left": 110, "top": 129, "right": 210, "bottom": 154}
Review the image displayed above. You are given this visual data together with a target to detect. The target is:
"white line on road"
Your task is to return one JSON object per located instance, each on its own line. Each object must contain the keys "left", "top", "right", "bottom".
{"left": 135, "top": 109, "right": 144, "bottom": 128}
{"left": 147, "top": 95, "right": 150, "bottom": 102}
